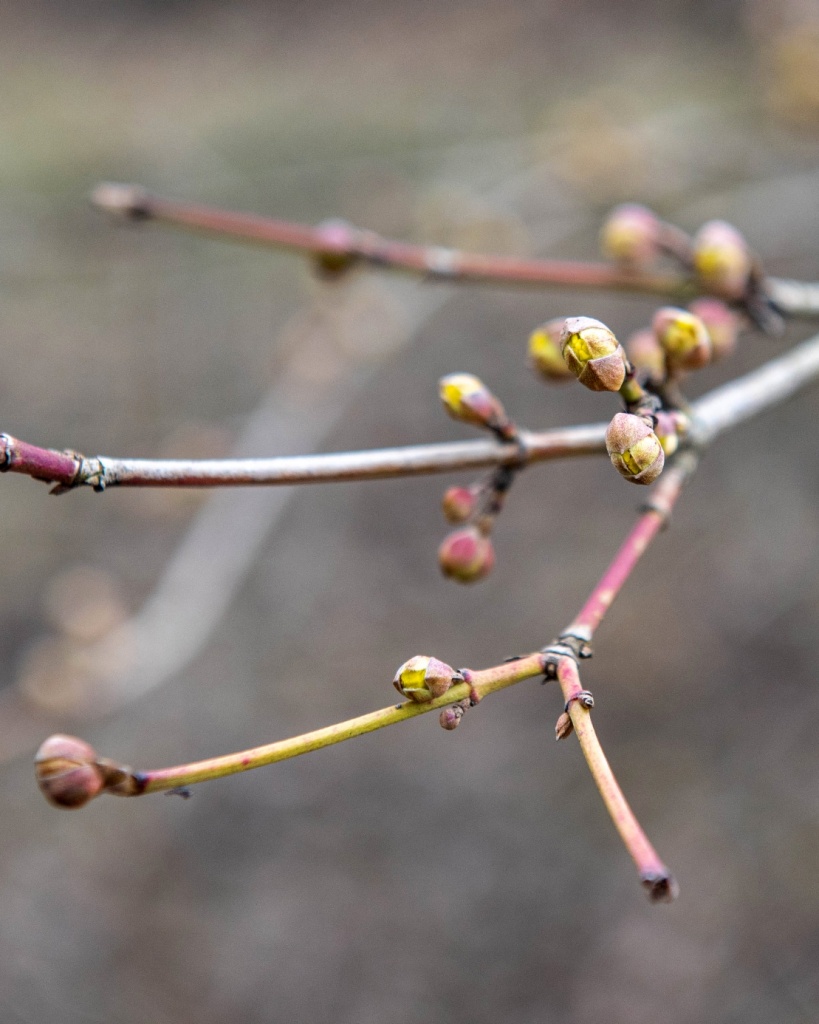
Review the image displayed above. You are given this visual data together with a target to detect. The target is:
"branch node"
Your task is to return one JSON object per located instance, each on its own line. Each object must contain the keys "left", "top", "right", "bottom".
{"left": 49, "top": 452, "right": 107, "bottom": 495}
{"left": 565, "top": 689, "right": 595, "bottom": 713}
{"left": 0, "top": 434, "right": 11, "bottom": 472}
{"left": 541, "top": 633, "right": 593, "bottom": 680}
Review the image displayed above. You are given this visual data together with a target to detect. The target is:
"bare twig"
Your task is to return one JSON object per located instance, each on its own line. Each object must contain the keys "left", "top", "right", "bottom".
{"left": 91, "top": 183, "right": 819, "bottom": 317}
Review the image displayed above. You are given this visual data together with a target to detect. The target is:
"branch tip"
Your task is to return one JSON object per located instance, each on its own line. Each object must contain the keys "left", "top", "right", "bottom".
{"left": 91, "top": 182, "right": 151, "bottom": 220}
{"left": 641, "top": 870, "right": 679, "bottom": 903}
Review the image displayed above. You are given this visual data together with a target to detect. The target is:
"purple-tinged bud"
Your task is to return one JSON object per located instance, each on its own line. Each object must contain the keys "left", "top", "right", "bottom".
{"left": 35, "top": 734, "right": 104, "bottom": 809}
{"left": 441, "top": 486, "right": 476, "bottom": 524}
{"left": 652, "top": 306, "right": 712, "bottom": 372}
{"left": 528, "top": 319, "right": 574, "bottom": 382}
{"left": 555, "top": 711, "right": 574, "bottom": 740}
{"left": 688, "top": 298, "right": 740, "bottom": 361}
{"left": 393, "top": 655, "right": 460, "bottom": 703}
{"left": 605, "top": 413, "right": 665, "bottom": 485}
{"left": 560, "top": 317, "right": 627, "bottom": 392}
{"left": 311, "top": 218, "right": 360, "bottom": 279}
{"left": 626, "top": 328, "right": 666, "bottom": 384}
{"left": 439, "top": 699, "right": 470, "bottom": 730}
{"left": 692, "top": 220, "right": 752, "bottom": 300}
{"left": 438, "top": 373, "right": 509, "bottom": 434}
{"left": 600, "top": 204, "right": 661, "bottom": 266}
{"left": 438, "top": 526, "right": 495, "bottom": 584}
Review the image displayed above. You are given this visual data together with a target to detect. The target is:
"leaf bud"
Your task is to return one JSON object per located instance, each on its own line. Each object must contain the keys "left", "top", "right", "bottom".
{"left": 560, "top": 317, "right": 627, "bottom": 392}
{"left": 652, "top": 306, "right": 712, "bottom": 371}
{"left": 438, "top": 525, "right": 495, "bottom": 583}
{"left": 439, "top": 698, "right": 471, "bottom": 730}
{"left": 692, "top": 220, "right": 752, "bottom": 300}
{"left": 528, "top": 319, "right": 574, "bottom": 382}
{"left": 555, "top": 711, "right": 574, "bottom": 741}
{"left": 438, "top": 373, "right": 509, "bottom": 434}
{"left": 605, "top": 413, "right": 665, "bottom": 485}
{"left": 441, "top": 485, "right": 476, "bottom": 524}
{"left": 626, "top": 328, "right": 666, "bottom": 385}
{"left": 600, "top": 203, "right": 661, "bottom": 266}
{"left": 35, "top": 734, "right": 104, "bottom": 809}
{"left": 393, "top": 655, "right": 460, "bottom": 703}
{"left": 687, "top": 298, "right": 739, "bottom": 361}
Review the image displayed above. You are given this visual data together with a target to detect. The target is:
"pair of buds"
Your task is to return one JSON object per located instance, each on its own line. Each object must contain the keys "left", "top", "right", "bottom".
{"left": 392, "top": 655, "right": 476, "bottom": 731}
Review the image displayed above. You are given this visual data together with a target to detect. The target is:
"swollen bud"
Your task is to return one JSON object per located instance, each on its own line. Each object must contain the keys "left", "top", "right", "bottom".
{"left": 605, "top": 413, "right": 665, "bottom": 485}
{"left": 35, "top": 734, "right": 104, "bottom": 809}
{"left": 560, "top": 317, "right": 627, "bottom": 392}
{"left": 626, "top": 328, "right": 666, "bottom": 385}
{"left": 528, "top": 319, "right": 574, "bottom": 382}
{"left": 393, "top": 655, "right": 460, "bottom": 703}
{"left": 439, "top": 699, "right": 471, "bottom": 730}
{"left": 441, "top": 486, "right": 476, "bottom": 524}
{"left": 652, "top": 306, "right": 712, "bottom": 372}
{"left": 600, "top": 204, "right": 661, "bottom": 266}
{"left": 688, "top": 298, "right": 740, "bottom": 361}
{"left": 692, "top": 220, "right": 752, "bottom": 300}
{"left": 439, "top": 373, "right": 509, "bottom": 434}
{"left": 438, "top": 526, "right": 495, "bottom": 583}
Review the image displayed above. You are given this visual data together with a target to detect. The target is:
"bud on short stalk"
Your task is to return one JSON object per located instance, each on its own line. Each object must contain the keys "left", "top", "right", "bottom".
{"left": 652, "top": 306, "right": 712, "bottom": 372}
{"left": 605, "top": 413, "right": 665, "bottom": 485}
{"left": 688, "top": 298, "right": 740, "bottom": 361}
{"left": 560, "top": 317, "right": 628, "bottom": 392}
{"left": 393, "top": 656, "right": 461, "bottom": 703}
{"left": 528, "top": 319, "right": 574, "bottom": 382}
{"left": 35, "top": 734, "right": 105, "bottom": 809}
{"left": 438, "top": 374, "right": 511, "bottom": 436}
{"left": 626, "top": 328, "right": 666, "bottom": 385}
{"left": 600, "top": 204, "right": 662, "bottom": 267}
{"left": 438, "top": 525, "right": 495, "bottom": 583}
{"left": 692, "top": 220, "right": 752, "bottom": 300}
{"left": 441, "top": 485, "right": 477, "bottom": 524}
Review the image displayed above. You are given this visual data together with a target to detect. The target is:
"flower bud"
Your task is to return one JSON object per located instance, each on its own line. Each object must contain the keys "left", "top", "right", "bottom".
{"left": 605, "top": 413, "right": 665, "bottom": 485}
{"left": 439, "top": 699, "right": 470, "bottom": 730}
{"left": 393, "top": 655, "right": 459, "bottom": 703}
{"left": 438, "top": 526, "right": 495, "bottom": 583}
{"left": 652, "top": 306, "right": 712, "bottom": 371}
{"left": 441, "top": 486, "right": 476, "bottom": 524}
{"left": 35, "top": 734, "right": 104, "bottom": 809}
{"left": 600, "top": 204, "right": 661, "bottom": 266}
{"left": 528, "top": 319, "right": 574, "bottom": 382}
{"left": 560, "top": 317, "right": 627, "bottom": 392}
{"left": 688, "top": 298, "right": 739, "bottom": 361}
{"left": 692, "top": 220, "right": 752, "bottom": 299}
{"left": 626, "top": 328, "right": 666, "bottom": 384}
{"left": 438, "top": 373, "right": 509, "bottom": 433}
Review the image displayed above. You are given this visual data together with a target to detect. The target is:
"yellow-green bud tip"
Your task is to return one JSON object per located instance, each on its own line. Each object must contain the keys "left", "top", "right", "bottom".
{"left": 605, "top": 413, "right": 665, "bottom": 485}
{"left": 560, "top": 317, "right": 627, "bottom": 392}
{"left": 600, "top": 204, "right": 661, "bottom": 266}
{"left": 438, "top": 373, "right": 508, "bottom": 432}
{"left": 528, "top": 319, "right": 574, "bottom": 382}
{"left": 692, "top": 220, "right": 752, "bottom": 300}
{"left": 652, "top": 306, "right": 712, "bottom": 371}
{"left": 393, "top": 655, "right": 459, "bottom": 703}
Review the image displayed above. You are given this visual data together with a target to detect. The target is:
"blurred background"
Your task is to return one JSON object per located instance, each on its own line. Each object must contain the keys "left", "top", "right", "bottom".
{"left": 1, "top": 1, "right": 819, "bottom": 1021}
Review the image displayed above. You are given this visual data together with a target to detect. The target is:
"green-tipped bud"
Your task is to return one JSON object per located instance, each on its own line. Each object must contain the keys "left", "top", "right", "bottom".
{"left": 438, "top": 526, "right": 495, "bottom": 583}
{"left": 528, "top": 319, "right": 574, "bottom": 382}
{"left": 605, "top": 413, "right": 665, "bottom": 485}
{"left": 393, "top": 655, "right": 460, "bottom": 703}
{"left": 600, "top": 204, "right": 661, "bottom": 266}
{"left": 626, "top": 328, "right": 666, "bottom": 385}
{"left": 441, "top": 486, "right": 476, "bottom": 524}
{"left": 692, "top": 220, "right": 752, "bottom": 300}
{"left": 439, "top": 373, "right": 509, "bottom": 434}
{"left": 560, "top": 317, "right": 627, "bottom": 392}
{"left": 35, "top": 734, "right": 105, "bottom": 809}
{"left": 652, "top": 306, "right": 712, "bottom": 371}
{"left": 688, "top": 298, "right": 740, "bottom": 361}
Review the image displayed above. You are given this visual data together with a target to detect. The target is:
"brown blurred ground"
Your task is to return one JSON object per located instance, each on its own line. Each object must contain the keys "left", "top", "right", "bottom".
{"left": 1, "top": 2, "right": 819, "bottom": 1022}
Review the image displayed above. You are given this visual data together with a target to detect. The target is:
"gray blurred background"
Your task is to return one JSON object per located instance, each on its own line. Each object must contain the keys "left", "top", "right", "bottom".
{"left": 1, "top": 1, "right": 819, "bottom": 1021}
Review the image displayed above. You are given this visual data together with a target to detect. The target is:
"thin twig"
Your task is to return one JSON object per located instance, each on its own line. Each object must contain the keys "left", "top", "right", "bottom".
{"left": 555, "top": 655, "right": 677, "bottom": 902}
{"left": 90, "top": 183, "right": 819, "bottom": 317}
{"left": 5, "top": 329, "right": 819, "bottom": 493}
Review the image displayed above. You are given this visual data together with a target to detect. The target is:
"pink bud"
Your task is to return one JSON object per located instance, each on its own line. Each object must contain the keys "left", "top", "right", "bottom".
{"left": 441, "top": 486, "right": 476, "bottom": 524}
{"left": 438, "top": 526, "right": 495, "bottom": 584}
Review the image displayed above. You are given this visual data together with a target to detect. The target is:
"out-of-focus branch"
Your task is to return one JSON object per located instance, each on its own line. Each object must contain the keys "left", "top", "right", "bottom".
{"left": 90, "top": 183, "right": 819, "bottom": 317}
